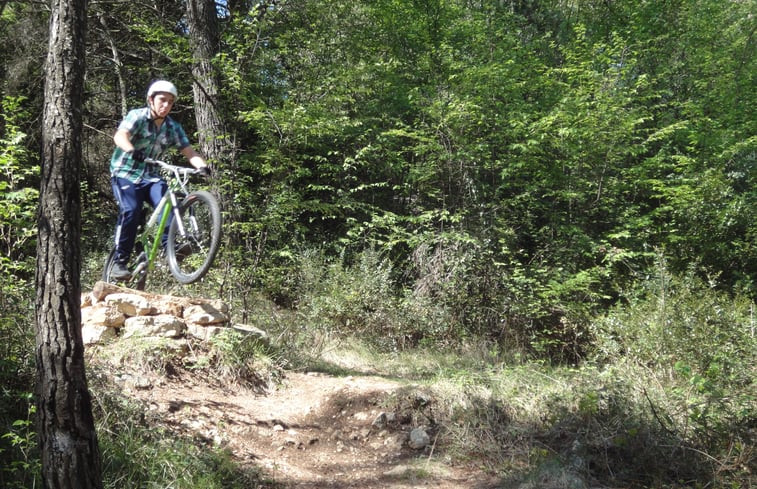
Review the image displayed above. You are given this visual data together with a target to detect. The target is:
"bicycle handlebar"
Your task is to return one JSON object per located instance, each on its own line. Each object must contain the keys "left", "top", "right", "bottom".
{"left": 144, "top": 158, "right": 207, "bottom": 196}
{"left": 144, "top": 158, "right": 205, "bottom": 177}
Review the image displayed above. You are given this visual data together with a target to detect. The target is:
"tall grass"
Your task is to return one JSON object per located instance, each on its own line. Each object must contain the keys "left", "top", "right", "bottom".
{"left": 279, "top": 250, "right": 755, "bottom": 488}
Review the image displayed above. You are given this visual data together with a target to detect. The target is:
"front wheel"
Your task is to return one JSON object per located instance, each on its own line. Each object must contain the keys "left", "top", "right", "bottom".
{"left": 166, "top": 190, "right": 222, "bottom": 284}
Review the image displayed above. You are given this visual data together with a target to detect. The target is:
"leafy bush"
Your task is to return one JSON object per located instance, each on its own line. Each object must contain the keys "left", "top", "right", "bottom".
{"left": 590, "top": 260, "right": 756, "bottom": 485}
{"left": 0, "top": 393, "right": 40, "bottom": 489}
{"left": 293, "top": 245, "right": 497, "bottom": 351}
{"left": 591, "top": 260, "right": 755, "bottom": 397}
{"left": 0, "top": 95, "right": 37, "bottom": 284}
{"left": 0, "top": 259, "right": 37, "bottom": 489}
{"left": 428, "top": 360, "right": 749, "bottom": 488}
{"left": 204, "top": 329, "right": 281, "bottom": 388}
{"left": 294, "top": 248, "right": 407, "bottom": 350}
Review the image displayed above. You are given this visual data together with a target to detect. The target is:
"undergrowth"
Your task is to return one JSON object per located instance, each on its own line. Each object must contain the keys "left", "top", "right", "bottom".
{"left": 90, "top": 372, "right": 278, "bottom": 489}
{"left": 0, "top": 277, "right": 38, "bottom": 489}
{"left": 282, "top": 251, "right": 754, "bottom": 488}
{"left": 1, "top": 248, "right": 754, "bottom": 488}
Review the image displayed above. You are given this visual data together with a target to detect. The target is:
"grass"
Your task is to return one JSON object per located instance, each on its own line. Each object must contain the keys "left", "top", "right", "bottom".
{"left": 4, "top": 251, "right": 754, "bottom": 489}
{"left": 89, "top": 359, "right": 279, "bottom": 489}
{"left": 3, "top": 318, "right": 753, "bottom": 489}
{"left": 297, "top": 337, "right": 754, "bottom": 489}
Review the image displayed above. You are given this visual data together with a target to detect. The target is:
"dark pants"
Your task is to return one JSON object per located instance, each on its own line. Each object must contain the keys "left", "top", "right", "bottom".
{"left": 111, "top": 176, "right": 169, "bottom": 264}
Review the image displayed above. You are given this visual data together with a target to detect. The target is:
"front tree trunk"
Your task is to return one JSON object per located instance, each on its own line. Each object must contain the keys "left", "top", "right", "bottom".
{"left": 36, "top": 0, "right": 102, "bottom": 487}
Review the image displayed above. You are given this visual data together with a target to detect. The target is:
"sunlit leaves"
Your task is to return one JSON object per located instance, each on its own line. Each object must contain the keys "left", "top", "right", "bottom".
{"left": 0, "top": 96, "right": 37, "bottom": 279}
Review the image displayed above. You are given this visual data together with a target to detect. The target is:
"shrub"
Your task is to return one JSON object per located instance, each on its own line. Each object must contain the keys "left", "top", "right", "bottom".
{"left": 294, "top": 248, "right": 407, "bottom": 350}
{"left": 0, "top": 271, "right": 37, "bottom": 488}
{"left": 590, "top": 261, "right": 756, "bottom": 485}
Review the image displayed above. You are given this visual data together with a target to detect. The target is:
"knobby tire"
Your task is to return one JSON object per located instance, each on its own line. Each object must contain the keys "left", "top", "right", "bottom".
{"left": 166, "top": 190, "right": 222, "bottom": 284}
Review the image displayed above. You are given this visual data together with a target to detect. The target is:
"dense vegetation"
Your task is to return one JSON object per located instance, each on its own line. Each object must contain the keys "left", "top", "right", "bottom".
{"left": 1, "top": 0, "right": 754, "bottom": 487}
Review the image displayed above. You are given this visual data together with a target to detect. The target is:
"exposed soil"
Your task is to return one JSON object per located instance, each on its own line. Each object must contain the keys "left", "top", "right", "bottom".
{"left": 105, "top": 362, "right": 500, "bottom": 489}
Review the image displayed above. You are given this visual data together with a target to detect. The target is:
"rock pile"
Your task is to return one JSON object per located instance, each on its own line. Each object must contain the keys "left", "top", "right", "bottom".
{"left": 80, "top": 281, "right": 266, "bottom": 346}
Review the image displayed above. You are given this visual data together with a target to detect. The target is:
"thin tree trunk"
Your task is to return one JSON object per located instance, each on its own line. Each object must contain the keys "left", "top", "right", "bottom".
{"left": 36, "top": 0, "right": 102, "bottom": 487}
{"left": 99, "top": 13, "right": 127, "bottom": 117}
{"left": 186, "top": 0, "right": 232, "bottom": 166}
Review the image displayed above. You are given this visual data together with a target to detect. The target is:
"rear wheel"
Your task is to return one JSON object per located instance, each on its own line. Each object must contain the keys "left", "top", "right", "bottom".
{"left": 102, "top": 249, "right": 118, "bottom": 282}
{"left": 166, "top": 190, "right": 222, "bottom": 284}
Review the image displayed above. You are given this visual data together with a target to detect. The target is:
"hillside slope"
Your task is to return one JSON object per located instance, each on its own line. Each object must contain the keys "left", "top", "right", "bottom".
{"left": 83, "top": 282, "right": 497, "bottom": 488}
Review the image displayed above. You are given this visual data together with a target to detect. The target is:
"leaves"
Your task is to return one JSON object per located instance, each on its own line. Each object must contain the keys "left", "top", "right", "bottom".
{"left": 0, "top": 96, "right": 37, "bottom": 276}
{"left": 0, "top": 0, "right": 753, "bottom": 348}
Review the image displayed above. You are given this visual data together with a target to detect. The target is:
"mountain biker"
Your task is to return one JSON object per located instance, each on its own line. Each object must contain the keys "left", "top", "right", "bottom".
{"left": 108, "top": 80, "right": 210, "bottom": 280}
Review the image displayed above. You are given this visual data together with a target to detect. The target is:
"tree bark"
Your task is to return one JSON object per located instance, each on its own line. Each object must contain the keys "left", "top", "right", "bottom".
{"left": 186, "top": 0, "right": 232, "bottom": 166}
{"left": 36, "top": 0, "right": 102, "bottom": 487}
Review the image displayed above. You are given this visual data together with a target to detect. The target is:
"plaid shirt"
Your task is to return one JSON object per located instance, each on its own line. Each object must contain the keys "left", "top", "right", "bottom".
{"left": 109, "top": 107, "right": 191, "bottom": 182}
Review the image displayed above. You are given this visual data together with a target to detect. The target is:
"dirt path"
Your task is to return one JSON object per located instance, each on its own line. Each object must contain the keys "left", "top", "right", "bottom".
{"left": 119, "top": 368, "right": 498, "bottom": 488}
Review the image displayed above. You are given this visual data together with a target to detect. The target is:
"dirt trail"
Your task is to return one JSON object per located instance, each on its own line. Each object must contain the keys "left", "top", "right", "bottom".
{"left": 120, "top": 368, "right": 498, "bottom": 489}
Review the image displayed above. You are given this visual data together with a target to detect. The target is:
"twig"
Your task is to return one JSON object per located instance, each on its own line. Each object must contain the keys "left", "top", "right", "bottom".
{"left": 642, "top": 387, "right": 677, "bottom": 437}
{"left": 84, "top": 122, "right": 112, "bottom": 138}
{"left": 425, "top": 431, "right": 440, "bottom": 469}
{"left": 658, "top": 444, "right": 727, "bottom": 469}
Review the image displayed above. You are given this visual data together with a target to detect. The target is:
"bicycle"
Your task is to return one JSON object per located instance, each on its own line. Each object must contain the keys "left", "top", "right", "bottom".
{"left": 102, "top": 158, "right": 222, "bottom": 290}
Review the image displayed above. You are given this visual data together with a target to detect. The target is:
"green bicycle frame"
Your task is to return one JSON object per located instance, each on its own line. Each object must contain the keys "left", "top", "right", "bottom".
{"left": 133, "top": 186, "right": 182, "bottom": 277}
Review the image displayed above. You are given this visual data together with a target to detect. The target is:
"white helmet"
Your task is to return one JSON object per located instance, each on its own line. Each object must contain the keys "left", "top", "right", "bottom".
{"left": 146, "top": 80, "right": 178, "bottom": 101}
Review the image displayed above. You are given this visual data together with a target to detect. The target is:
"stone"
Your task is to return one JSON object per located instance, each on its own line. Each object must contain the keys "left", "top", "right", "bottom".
{"left": 80, "top": 285, "right": 270, "bottom": 357}
{"left": 82, "top": 303, "right": 126, "bottom": 328}
{"left": 150, "top": 298, "right": 186, "bottom": 317}
{"left": 81, "top": 324, "right": 117, "bottom": 345}
{"left": 383, "top": 465, "right": 410, "bottom": 477}
{"left": 106, "top": 293, "right": 156, "bottom": 316}
{"left": 384, "top": 432, "right": 407, "bottom": 451}
{"left": 186, "top": 323, "right": 227, "bottom": 341}
{"left": 408, "top": 427, "right": 430, "bottom": 449}
{"left": 232, "top": 324, "right": 269, "bottom": 342}
{"left": 184, "top": 303, "right": 229, "bottom": 325}
{"left": 213, "top": 299, "right": 230, "bottom": 314}
{"left": 122, "top": 314, "right": 186, "bottom": 338}
{"left": 372, "top": 412, "right": 388, "bottom": 429}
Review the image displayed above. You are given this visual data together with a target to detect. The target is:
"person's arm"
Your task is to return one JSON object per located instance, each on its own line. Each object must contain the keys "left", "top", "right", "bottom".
{"left": 113, "top": 129, "right": 135, "bottom": 152}
{"left": 180, "top": 145, "right": 209, "bottom": 170}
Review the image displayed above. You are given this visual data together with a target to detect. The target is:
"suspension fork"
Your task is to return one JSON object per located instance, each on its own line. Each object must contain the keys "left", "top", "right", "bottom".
{"left": 169, "top": 190, "right": 188, "bottom": 237}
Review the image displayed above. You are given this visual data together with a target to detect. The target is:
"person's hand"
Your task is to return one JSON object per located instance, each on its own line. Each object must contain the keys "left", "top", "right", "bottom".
{"left": 197, "top": 166, "right": 211, "bottom": 178}
{"left": 130, "top": 149, "right": 146, "bottom": 162}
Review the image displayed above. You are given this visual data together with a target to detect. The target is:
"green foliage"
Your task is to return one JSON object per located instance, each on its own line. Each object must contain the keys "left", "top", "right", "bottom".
{"left": 0, "top": 394, "right": 40, "bottom": 488}
{"left": 592, "top": 257, "right": 756, "bottom": 387}
{"left": 295, "top": 248, "right": 407, "bottom": 350}
{"left": 423, "top": 357, "right": 751, "bottom": 488}
{"left": 591, "top": 257, "right": 756, "bottom": 477}
{"left": 218, "top": 0, "right": 751, "bottom": 363}
{"left": 1, "top": 7, "right": 754, "bottom": 484}
{"left": 0, "top": 109, "right": 37, "bottom": 486}
{"left": 204, "top": 329, "right": 280, "bottom": 387}
{"left": 0, "top": 95, "right": 37, "bottom": 283}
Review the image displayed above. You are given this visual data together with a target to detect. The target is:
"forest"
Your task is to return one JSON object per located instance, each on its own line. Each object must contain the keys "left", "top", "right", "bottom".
{"left": 1, "top": 0, "right": 755, "bottom": 487}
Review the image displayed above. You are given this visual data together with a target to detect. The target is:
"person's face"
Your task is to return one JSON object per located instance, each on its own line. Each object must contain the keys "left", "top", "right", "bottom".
{"left": 150, "top": 93, "right": 175, "bottom": 118}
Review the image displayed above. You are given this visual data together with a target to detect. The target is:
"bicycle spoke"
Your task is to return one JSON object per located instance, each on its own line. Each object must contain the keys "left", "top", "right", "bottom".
{"left": 166, "top": 190, "right": 221, "bottom": 284}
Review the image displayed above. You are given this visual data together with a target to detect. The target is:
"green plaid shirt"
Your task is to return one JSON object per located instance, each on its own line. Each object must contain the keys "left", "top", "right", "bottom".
{"left": 109, "top": 107, "right": 191, "bottom": 182}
